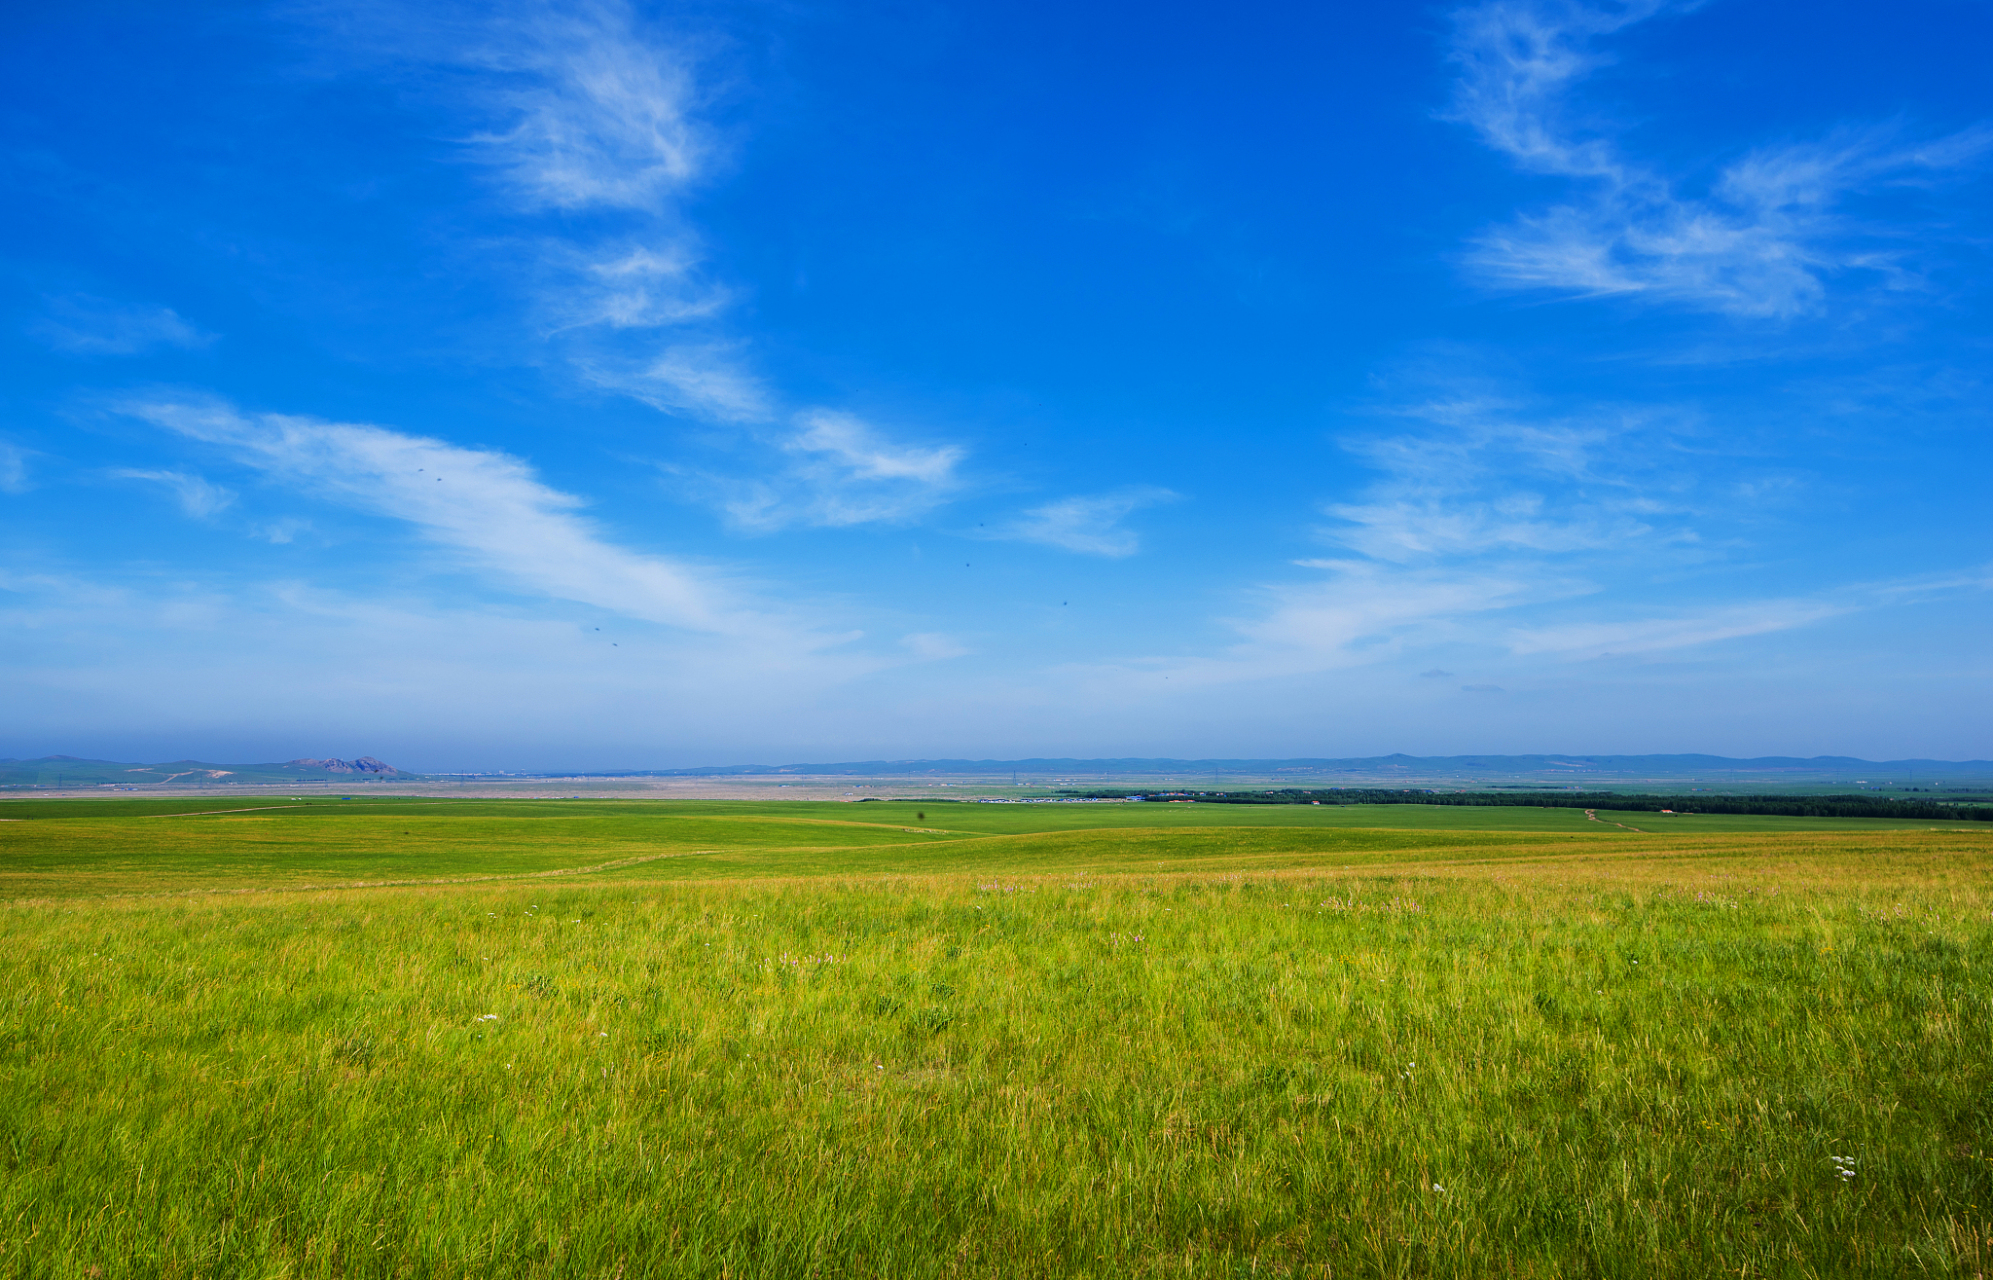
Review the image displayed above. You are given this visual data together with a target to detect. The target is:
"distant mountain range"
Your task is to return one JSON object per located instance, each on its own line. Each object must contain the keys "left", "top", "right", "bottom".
{"left": 8, "top": 752, "right": 1990, "bottom": 790}
{"left": 582, "top": 753, "right": 1993, "bottom": 778}
{"left": 0, "top": 756, "right": 401, "bottom": 787}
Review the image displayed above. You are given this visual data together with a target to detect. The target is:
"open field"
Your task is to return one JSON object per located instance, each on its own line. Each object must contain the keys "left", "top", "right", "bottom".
{"left": 2, "top": 797, "right": 1987, "bottom": 899}
{"left": 2, "top": 800, "right": 1989, "bottom": 1277}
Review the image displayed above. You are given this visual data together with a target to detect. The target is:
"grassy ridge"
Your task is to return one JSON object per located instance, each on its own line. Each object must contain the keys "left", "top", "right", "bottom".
{"left": 0, "top": 803, "right": 1989, "bottom": 1277}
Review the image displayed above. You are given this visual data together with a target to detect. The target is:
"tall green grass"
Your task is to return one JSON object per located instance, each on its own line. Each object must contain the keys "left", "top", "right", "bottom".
{"left": 3, "top": 846, "right": 1990, "bottom": 1277}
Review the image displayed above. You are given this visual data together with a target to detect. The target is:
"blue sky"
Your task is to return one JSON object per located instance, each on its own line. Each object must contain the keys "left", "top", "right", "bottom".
{"left": 4, "top": 0, "right": 1990, "bottom": 769}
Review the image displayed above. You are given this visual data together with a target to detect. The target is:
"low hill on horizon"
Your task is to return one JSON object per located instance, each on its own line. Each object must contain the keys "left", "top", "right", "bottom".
{"left": 0, "top": 756, "right": 402, "bottom": 788}
{"left": 10, "top": 752, "right": 1992, "bottom": 791}
{"left": 596, "top": 752, "right": 1993, "bottom": 780}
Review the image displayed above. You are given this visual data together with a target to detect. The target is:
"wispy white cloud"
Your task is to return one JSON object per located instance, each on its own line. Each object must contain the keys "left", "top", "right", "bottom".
{"left": 312, "top": 4, "right": 1002, "bottom": 555}
{"left": 1496, "top": 562, "right": 1993, "bottom": 660}
{"left": 1505, "top": 598, "right": 1849, "bottom": 656}
{"left": 437, "top": 0, "right": 730, "bottom": 388}
{"left": 252, "top": 517, "right": 312, "bottom": 545}
{"left": 543, "top": 243, "right": 731, "bottom": 333}
{"left": 580, "top": 343, "right": 775, "bottom": 423}
{"left": 708, "top": 410, "right": 967, "bottom": 531}
{"left": 309, "top": 3, "right": 980, "bottom": 539}
{"left": 1323, "top": 392, "right": 1689, "bottom": 562}
{"left": 460, "top": 2, "right": 703, "bottom": 214}
{"left": 1092, "top": 551, "right": 1861, "bottom": 694}
{"left": 118, "top": 395, "right": 774, "bottom": 637}
{"left": 377, "top": 1, "right": 979, "bottom": 530}
{"left": 1078, "top": 383, "right": 1835, "bottom": 689}
{"left": 113, "top": 469, "right": 237, "bottom": 519}
{"left": 0, "top": 442, "right": 29, "bottom": 494}
{"left": 34, "top": 295, "right": 215, "bottom": 355}
{"left": 1228, "top": 558, "right": 1571, "bottom": 669}
{"left": 901, "top": 631, "right": 971, "bottom": 662}
{"left": 1868, "top": 565, "right": 1993, "bottom": 601}
{"left": 1445, "top": 0, "right": 1669, "bottom": 180}
{"left": 1447, "top": 1, "right": 1993, "bottom": 317}
{"left": 992, "top": 487, "right": 1179, "bottom": 558}
{"left": 787, "top": 410, "right": 963, "bottom": 487}
{"left": 590, "top": 360, "right": 969, "bottom": 528}
{"left": 1050, "top": 556, "right": 1575, "bottom": 699}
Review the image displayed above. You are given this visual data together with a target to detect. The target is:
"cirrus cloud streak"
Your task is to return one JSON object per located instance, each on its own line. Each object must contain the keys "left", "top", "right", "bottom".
{"left": 117, "top": 395, "right": 775, "bottom": 638}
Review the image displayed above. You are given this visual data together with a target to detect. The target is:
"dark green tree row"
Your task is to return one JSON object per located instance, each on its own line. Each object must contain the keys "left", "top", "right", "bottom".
{"left": 1061, "top": 788, "right": 1993, "bottom": 822}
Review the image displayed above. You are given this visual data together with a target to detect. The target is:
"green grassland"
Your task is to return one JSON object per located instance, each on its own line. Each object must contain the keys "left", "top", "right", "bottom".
{"left": 1, "top": 799, "right": 1990, "bottom": 1278}
{"left": 2, "top": 797, "right": 1982, "bottom": 899}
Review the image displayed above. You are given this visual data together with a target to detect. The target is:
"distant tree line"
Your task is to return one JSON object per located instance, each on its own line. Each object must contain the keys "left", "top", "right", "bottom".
{"left": 1061, "top": 788, "right": 1993, "bottom": 822}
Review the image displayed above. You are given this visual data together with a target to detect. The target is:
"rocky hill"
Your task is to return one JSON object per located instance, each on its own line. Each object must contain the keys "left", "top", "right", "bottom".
{"left": 0, "top": 756, "right": 408, "bottom": 788}
{"left": 285, "top": 757, "right": 399, "bottom": 775}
